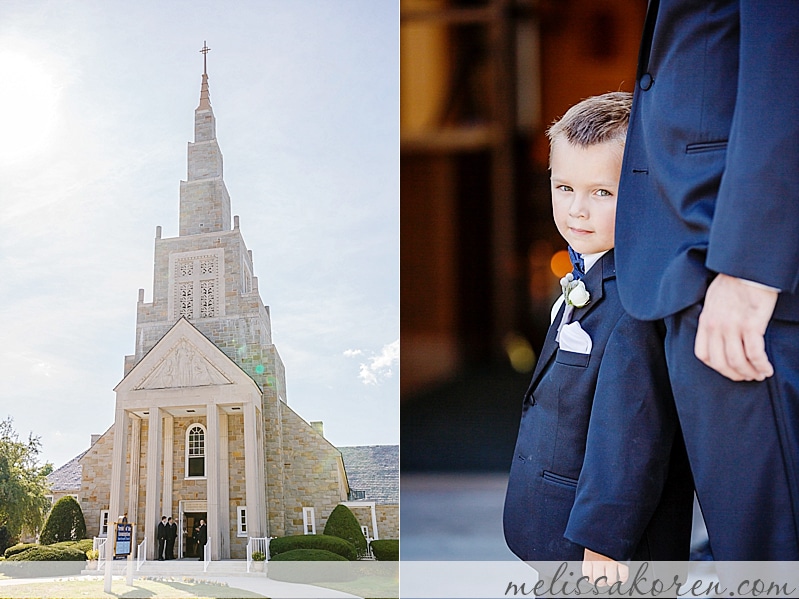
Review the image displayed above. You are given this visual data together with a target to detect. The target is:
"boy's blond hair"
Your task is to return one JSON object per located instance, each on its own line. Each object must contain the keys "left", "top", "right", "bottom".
{"left": 546, "top": 91, "right": 632, "bottom": 161}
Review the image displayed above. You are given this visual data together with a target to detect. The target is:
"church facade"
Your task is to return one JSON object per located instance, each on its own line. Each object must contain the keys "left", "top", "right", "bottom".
{"left": 74, "top": 64, "right": 392, "bottom": 561}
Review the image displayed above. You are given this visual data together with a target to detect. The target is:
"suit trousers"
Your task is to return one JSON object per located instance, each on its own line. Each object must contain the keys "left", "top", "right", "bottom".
{"left": 157, "top": 538, "right": 165, "bottom": 560}
{"left": 665, "top": 304, "right": 799, "bottom": 559}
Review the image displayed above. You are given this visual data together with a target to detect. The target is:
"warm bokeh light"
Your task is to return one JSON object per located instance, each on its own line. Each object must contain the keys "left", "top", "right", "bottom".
{"left": 503, "top": 332, "right": 536, "bottom": 373}
{"left": 550, "top": 249, "right": 572, "bottom": 278}
{"left": 0, "top": 51, "right": 59, "bottom": 163}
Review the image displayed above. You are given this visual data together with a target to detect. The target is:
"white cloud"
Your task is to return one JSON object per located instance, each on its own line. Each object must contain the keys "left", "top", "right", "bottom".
{"left": 343, "top": 349, "right": 362, "bottom": 357}
{"left": 357, "top": 339, "right": 399, "bottom": 386}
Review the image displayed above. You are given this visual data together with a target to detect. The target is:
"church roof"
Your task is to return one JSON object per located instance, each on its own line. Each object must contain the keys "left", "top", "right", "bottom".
{"left": 46, "top": 450, "right": 87, "bottom": 492}
{"left": 339, "top": 445, "right": 398, "bottom": 505}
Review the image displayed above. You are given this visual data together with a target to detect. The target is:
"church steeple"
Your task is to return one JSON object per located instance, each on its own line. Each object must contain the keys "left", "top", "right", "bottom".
{"left": 179, "top": 42, "right": 231, "bottom": 236}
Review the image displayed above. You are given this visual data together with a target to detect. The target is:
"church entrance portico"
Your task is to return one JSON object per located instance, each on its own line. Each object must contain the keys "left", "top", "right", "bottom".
{"left": 108, "top": 318, "right": 268, "bottom": 562}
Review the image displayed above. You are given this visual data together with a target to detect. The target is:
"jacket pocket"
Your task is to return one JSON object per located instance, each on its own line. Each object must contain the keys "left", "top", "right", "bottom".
{"left": 685, "top": 140, "right": 727, "bottom": 154}
{"left": 542, "top": 470, "right": 578, "bottom": 489}
{"left": 555, "top": 349, "right": 589, "bottom": 368}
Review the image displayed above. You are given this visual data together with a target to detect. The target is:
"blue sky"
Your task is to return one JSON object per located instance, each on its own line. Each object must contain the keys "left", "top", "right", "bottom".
{"left": 0, "top": 0, "right": 399, "bottom": 468}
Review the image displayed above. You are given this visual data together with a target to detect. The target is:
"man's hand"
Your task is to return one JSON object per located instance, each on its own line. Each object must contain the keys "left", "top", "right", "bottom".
{"left": 582, "top": 548, "right": 628, "bottom": 585}
{"left": 694, "top": 273, "right": 778, "bottom": 381}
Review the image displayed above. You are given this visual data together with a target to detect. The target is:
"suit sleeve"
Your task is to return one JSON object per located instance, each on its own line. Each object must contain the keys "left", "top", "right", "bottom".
{"left": 706, "top": 0, "right": 799, "bottom": 291}
{"left": 563, "top": 315, "right": 681, "bottom": 560}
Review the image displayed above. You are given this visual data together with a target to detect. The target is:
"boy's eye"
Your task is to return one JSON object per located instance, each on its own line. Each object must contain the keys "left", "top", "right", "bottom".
{"left": 596, "top": 189, "right": 613, "bottom": 197}
{"left": 556, "top": 185, "right": 573, "bottom": 192}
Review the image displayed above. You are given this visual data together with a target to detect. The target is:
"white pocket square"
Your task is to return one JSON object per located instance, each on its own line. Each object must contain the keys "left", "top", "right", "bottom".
{"left": 558, "top": 321, "right": 592, "bottom": 354}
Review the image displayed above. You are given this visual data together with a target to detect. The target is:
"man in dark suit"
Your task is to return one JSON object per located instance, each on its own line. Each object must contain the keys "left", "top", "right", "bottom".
{"left": 615, "top": 0, "right": 799, "bottom": 559}
{"left": 194, "top": 519, "right": 208, "bottom": 561}
{"left": 156, "top": 516, "right": 167, "bottom": 561}
{"left": 504, "top": 93, "right": 693, "bottom": 581}
{"left": 165, "top": 517, "right": 177, "bottom": 560}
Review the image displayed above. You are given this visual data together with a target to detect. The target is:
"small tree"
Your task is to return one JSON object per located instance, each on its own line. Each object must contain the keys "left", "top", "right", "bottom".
{"left": 0, "top": 417, "right": 52, "bottom": 540}
{"left": 39, "top": 496, "right": 86, "bottom": 545}
{"left": 322, "top": 504, "right": 367, "bottom": 558}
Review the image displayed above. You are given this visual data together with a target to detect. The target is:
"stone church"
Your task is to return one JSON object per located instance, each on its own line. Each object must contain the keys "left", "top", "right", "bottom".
{"left": 61, "top": 60, "right": 398, "bottom": 561}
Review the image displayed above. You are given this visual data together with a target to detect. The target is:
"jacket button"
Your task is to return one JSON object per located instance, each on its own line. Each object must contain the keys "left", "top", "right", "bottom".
{"left": 639, "top": 73, "right": 654, "bottom": 91}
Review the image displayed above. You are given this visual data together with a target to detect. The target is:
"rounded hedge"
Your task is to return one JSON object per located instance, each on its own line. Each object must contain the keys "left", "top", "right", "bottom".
{"left": 270, "top": 534, "right": 356, "bottom": 561}
{"left": 47, "top": 539, "right": 94, "bottom": 557}
{"left": 370, "top": 539, "right": 399, "bottom": 561}
{"left": 6, "top": 545, "right": 86, "bottom": 561}
{"left": 269, "top": 548, "right": 348, "bottom": 562}
{"left": 322, "top": 504, "right": 367, "bottom": 558}
{"left": 267, "top": 549, "right": 353, "bottom": 584}
{"left": 3, "top": 543, "right": 37, "bottom": 559}
{"left": 39, "top": 496, "right": 86, "bottom": 545}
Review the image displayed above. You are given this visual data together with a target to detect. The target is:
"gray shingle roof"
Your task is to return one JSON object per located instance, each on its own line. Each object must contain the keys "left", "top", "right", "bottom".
{"left": 338, "top": 445, "right": 398, "bottom": 504}
{"left": 46, "top": 450, "right": 87, "bottom": 492}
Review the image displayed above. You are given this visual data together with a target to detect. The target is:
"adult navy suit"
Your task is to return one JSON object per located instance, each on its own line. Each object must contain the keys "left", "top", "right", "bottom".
{"left": 504, "top": 251, "right": 693, "bottom": 564}
{"left": 157, "top": 519, "right": 167, "bottom": 560}
{"left": 616, "top": 0, "right": 799, "bottom": 558}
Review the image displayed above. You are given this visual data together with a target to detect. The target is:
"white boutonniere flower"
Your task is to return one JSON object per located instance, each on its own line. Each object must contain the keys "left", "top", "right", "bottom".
{"left": 560, "top": 273, "right": 590, "bottom": 308}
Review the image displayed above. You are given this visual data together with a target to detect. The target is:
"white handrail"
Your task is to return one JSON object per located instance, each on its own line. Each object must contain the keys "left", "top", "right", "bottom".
{"left": 136, "top": 537, "right": 146, "bottom": 571}
{"left": 96, "top": 538, "right": 107, "bottom": 571}
{"left": 246, "top": 537, "right": 269, "bottom": 573}
{"left": 203, "top": 538, "right": 211, "bottom": 572}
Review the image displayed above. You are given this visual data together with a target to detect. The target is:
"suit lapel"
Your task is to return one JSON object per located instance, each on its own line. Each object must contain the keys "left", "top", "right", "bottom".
{"left": 524, "top": 251, "right": 616, "bottom": 395}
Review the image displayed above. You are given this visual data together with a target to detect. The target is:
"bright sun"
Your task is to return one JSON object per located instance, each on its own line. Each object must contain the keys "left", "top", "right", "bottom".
{"left": 0, "top": 51, "right": 60, "bottom": 163}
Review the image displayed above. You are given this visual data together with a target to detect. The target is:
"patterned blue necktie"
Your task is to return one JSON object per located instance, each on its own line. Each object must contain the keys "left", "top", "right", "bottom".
{"left": 567, "top": 246, "right": 585, "bottom": 280}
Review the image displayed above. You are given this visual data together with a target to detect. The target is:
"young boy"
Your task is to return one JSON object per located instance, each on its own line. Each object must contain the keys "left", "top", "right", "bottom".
{"left": 503, "top": 92, "right": 694, "bottom": 579}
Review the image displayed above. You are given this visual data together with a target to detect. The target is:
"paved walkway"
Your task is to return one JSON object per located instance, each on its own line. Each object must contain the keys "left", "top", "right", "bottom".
{"left": 0, "top": 570, "right": 360, "bottom": 598}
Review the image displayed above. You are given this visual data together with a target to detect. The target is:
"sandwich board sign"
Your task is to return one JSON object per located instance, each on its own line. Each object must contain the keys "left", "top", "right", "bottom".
{"left": 114, "top": 522, "right": 133, "bottom": 560}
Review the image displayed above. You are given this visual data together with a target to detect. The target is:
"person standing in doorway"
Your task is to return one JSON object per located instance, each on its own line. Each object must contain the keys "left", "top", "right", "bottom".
{"left": 194, "top": 519, "right": 208, "bottom": 561}
{"left": 157, "top": 516, "right": 167, "bottom": 561}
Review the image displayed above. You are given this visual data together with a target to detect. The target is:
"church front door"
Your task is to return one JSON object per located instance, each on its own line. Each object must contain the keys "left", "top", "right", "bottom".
{"left": 182, "top": 511, "right": 207, "bottom": 558}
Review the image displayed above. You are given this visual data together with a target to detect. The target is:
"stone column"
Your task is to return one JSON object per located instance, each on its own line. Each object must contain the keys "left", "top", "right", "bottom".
{"left": 104, "top": 407, "right": 130, "bottom": 593}
{"left": 243, "top": 402, "right": 263, "bottom": 537}
{"left": 162, "top": 414, "right": 174, "bottom": 522}
{"left": 144, "top": 408, "right": 163, "bottom": 561}
{"left": 127, "top": 416, "right": 141, "bottom": 527}
{"left": 206, "top": 404, "right": 220, "bottom": 561}
{"left": 218, "top": 411, "right": 231, "bottom": 558}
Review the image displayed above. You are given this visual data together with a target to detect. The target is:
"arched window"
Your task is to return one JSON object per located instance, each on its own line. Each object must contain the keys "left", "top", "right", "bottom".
{"left": 186, "top": 423, "right": 206, "bottom": 478}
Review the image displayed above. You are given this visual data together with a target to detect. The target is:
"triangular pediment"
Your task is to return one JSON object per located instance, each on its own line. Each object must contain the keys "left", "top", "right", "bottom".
{"left": 134, "top": 336, "right": 233, "bottom": 390}
{"left": 115, "top": 317, "right": 261, "bottom": 393}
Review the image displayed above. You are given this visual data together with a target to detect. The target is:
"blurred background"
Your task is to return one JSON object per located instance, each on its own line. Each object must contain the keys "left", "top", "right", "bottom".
{"left": 400, "top": 0, "right": 648, "bottom": 559}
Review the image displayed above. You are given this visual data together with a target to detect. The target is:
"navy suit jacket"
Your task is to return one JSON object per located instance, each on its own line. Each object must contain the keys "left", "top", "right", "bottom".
{"left": 616, "top": 0, "right": 799, "bottom": 321}
{"left": 503, "top": 251, "right": 693, "bottom": 562}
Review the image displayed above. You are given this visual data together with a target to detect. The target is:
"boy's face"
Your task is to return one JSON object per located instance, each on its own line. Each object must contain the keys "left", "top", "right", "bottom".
{"left": 550, "top": 138, "right": 622, "bottom": 255}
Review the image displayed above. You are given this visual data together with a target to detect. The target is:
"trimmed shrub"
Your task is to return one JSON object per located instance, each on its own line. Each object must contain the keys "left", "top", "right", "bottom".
{"left": 49, "top": 539, "right": 94, "bottom": 554}
{"left": 370, "top": 539, "right": 399, "bottom": 561}
{"left": 270, "top": 534, "right": 356, "bottom": 561}
{"left": 39, "top": 496, "right": 86, "bottom": 545}
{"left": 75, "top": 539, "right": 94, "bottom": 554}
{"left": 323, "top": 504, "right": 368, "bottom": 558}
{"left": 270, "top": 548, "right": 348, "bottom": 562}
{"left": 3, "top": 543, "right": 37, "bottom": 559}
{"left": 267, "top": 549, "right": 353, "bottom": 584}
{"left": 6, "top": 545, "right": 86, "bottom": 561}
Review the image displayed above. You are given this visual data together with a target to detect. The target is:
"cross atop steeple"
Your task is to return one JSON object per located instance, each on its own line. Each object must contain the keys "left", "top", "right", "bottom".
{"left": 200, "top": 41, "right": 211, "bottom": 76}
{"left": 197, "top": 42, "right": 212, "bottom": 112}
